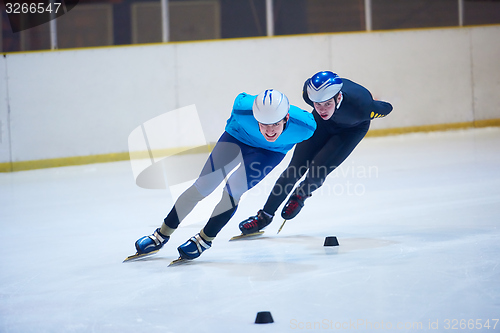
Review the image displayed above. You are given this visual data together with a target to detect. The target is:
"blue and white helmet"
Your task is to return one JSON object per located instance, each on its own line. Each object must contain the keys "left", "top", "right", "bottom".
{"left": 306, "top": 71, "right": 343, "bottom": 103}
{"left": 252, "top": 89, "right": 290, "bottom": 124}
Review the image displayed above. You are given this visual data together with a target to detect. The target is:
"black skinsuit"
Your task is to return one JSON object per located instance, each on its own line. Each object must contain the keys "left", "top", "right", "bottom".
{"left": 263, "top": 78, "right": 393, "bottom": 215}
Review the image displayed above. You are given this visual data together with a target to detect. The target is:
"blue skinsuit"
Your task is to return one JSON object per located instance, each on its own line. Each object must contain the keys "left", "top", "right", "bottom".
{"left": 225, "top": 92, "right": 317, "bottom": 154}
{"left": 164, "top": 93, "right": 316, "bottom": 238}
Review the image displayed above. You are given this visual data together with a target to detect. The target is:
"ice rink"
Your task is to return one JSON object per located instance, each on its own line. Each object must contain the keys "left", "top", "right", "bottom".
{"left": 1, "top": 127, "right": 500, "bottom": 333}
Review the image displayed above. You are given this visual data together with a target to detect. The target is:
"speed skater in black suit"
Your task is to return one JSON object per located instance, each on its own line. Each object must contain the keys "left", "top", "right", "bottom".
{"left": 239, "top": 71, "right": 393, "bottom": 234}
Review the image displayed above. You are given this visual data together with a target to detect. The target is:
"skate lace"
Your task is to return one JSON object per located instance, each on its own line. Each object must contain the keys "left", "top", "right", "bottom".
{"left": 243, "top": 217, "right": 259, "bottom": 229}
{"left": 284, "top": 195, "right": 302, "bottom": 215}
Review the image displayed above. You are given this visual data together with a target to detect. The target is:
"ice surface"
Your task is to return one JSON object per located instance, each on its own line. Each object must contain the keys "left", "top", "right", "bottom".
{"left": 1, "top": 128, "right": 500, "bottom": 332}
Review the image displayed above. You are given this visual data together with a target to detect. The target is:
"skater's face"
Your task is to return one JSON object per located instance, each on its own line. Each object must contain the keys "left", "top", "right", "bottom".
{"left": 313, "top": 93, "right": 341, "bottom": 120}
{"left": 258, "top": 114, "right": 289, "bottom": 142}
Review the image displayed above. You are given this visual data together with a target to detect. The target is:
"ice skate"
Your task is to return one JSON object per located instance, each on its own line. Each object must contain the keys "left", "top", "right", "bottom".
{"left": 123, "top": 228, "right": 169, "bottom": 262}
{"left": 238, "top": 210, "right": 273, "bottom": 235}
{"left": 229, "top": 230, "right": 265, "bottom": 241}
{"left": 170, "top": 233, "right": 212, "bottom": 265}
{"left": 281, "top": 194, "right": 311, "bottom": 220}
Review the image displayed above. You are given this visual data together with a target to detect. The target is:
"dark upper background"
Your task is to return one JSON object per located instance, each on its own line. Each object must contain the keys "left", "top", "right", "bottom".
{"left": 1, "top": 0, "right": 499, "bottom": 53}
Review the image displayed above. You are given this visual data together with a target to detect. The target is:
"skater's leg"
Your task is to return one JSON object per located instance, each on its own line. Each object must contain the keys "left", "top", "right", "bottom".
{"left": 201, "top": 188, "right": 240, "bottom": 239}
{"left": 174, "top": 183, "right": 241, "bottom": 261}
{"left": 296, "top": 122, "right": 370, "bottom": 196}
{"left": 162, "top": 133, "right": 243, "bottom": 232}
{"left": 162, "top": 184, "right": 206, "bottom": 231}
{"left": 280, "top": 122, "right": 369, "bottom": 220}
{"left": 202, "top": 147, "right": 285, "bottom": 238}
{"left": 262, "top": 135, "right": 325, "bottom": 215}
{"left": 195, "top": 134, "right": 244, "bottom": 196}
{"left": 133, "top": 133, "right": 243, "bottom": 258}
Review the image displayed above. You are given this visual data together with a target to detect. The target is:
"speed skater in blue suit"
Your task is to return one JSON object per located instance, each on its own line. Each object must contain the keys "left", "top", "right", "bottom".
{"left": 128, "top": 89, "right": 316, "bottom": 262}
{"left": 239, "top": 71, "right": 393, "bottom": 234}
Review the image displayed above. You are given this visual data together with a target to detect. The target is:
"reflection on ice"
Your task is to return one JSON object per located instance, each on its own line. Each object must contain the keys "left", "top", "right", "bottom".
{"left": 1, "top": 128, "right": 500, "bottom": 332}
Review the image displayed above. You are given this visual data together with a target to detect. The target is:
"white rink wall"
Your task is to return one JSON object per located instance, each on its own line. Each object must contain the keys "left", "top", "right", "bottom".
{"left": 0, "top": 25, "right": 499, "bottom": 166}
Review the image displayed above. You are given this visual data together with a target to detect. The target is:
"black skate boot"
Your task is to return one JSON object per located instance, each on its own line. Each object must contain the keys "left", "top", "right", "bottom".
{"left": 239, "top": 210, "right": 273, "bottom": 235}
{"left": 281, "top": 194, "right": 311, "bottom": 220}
